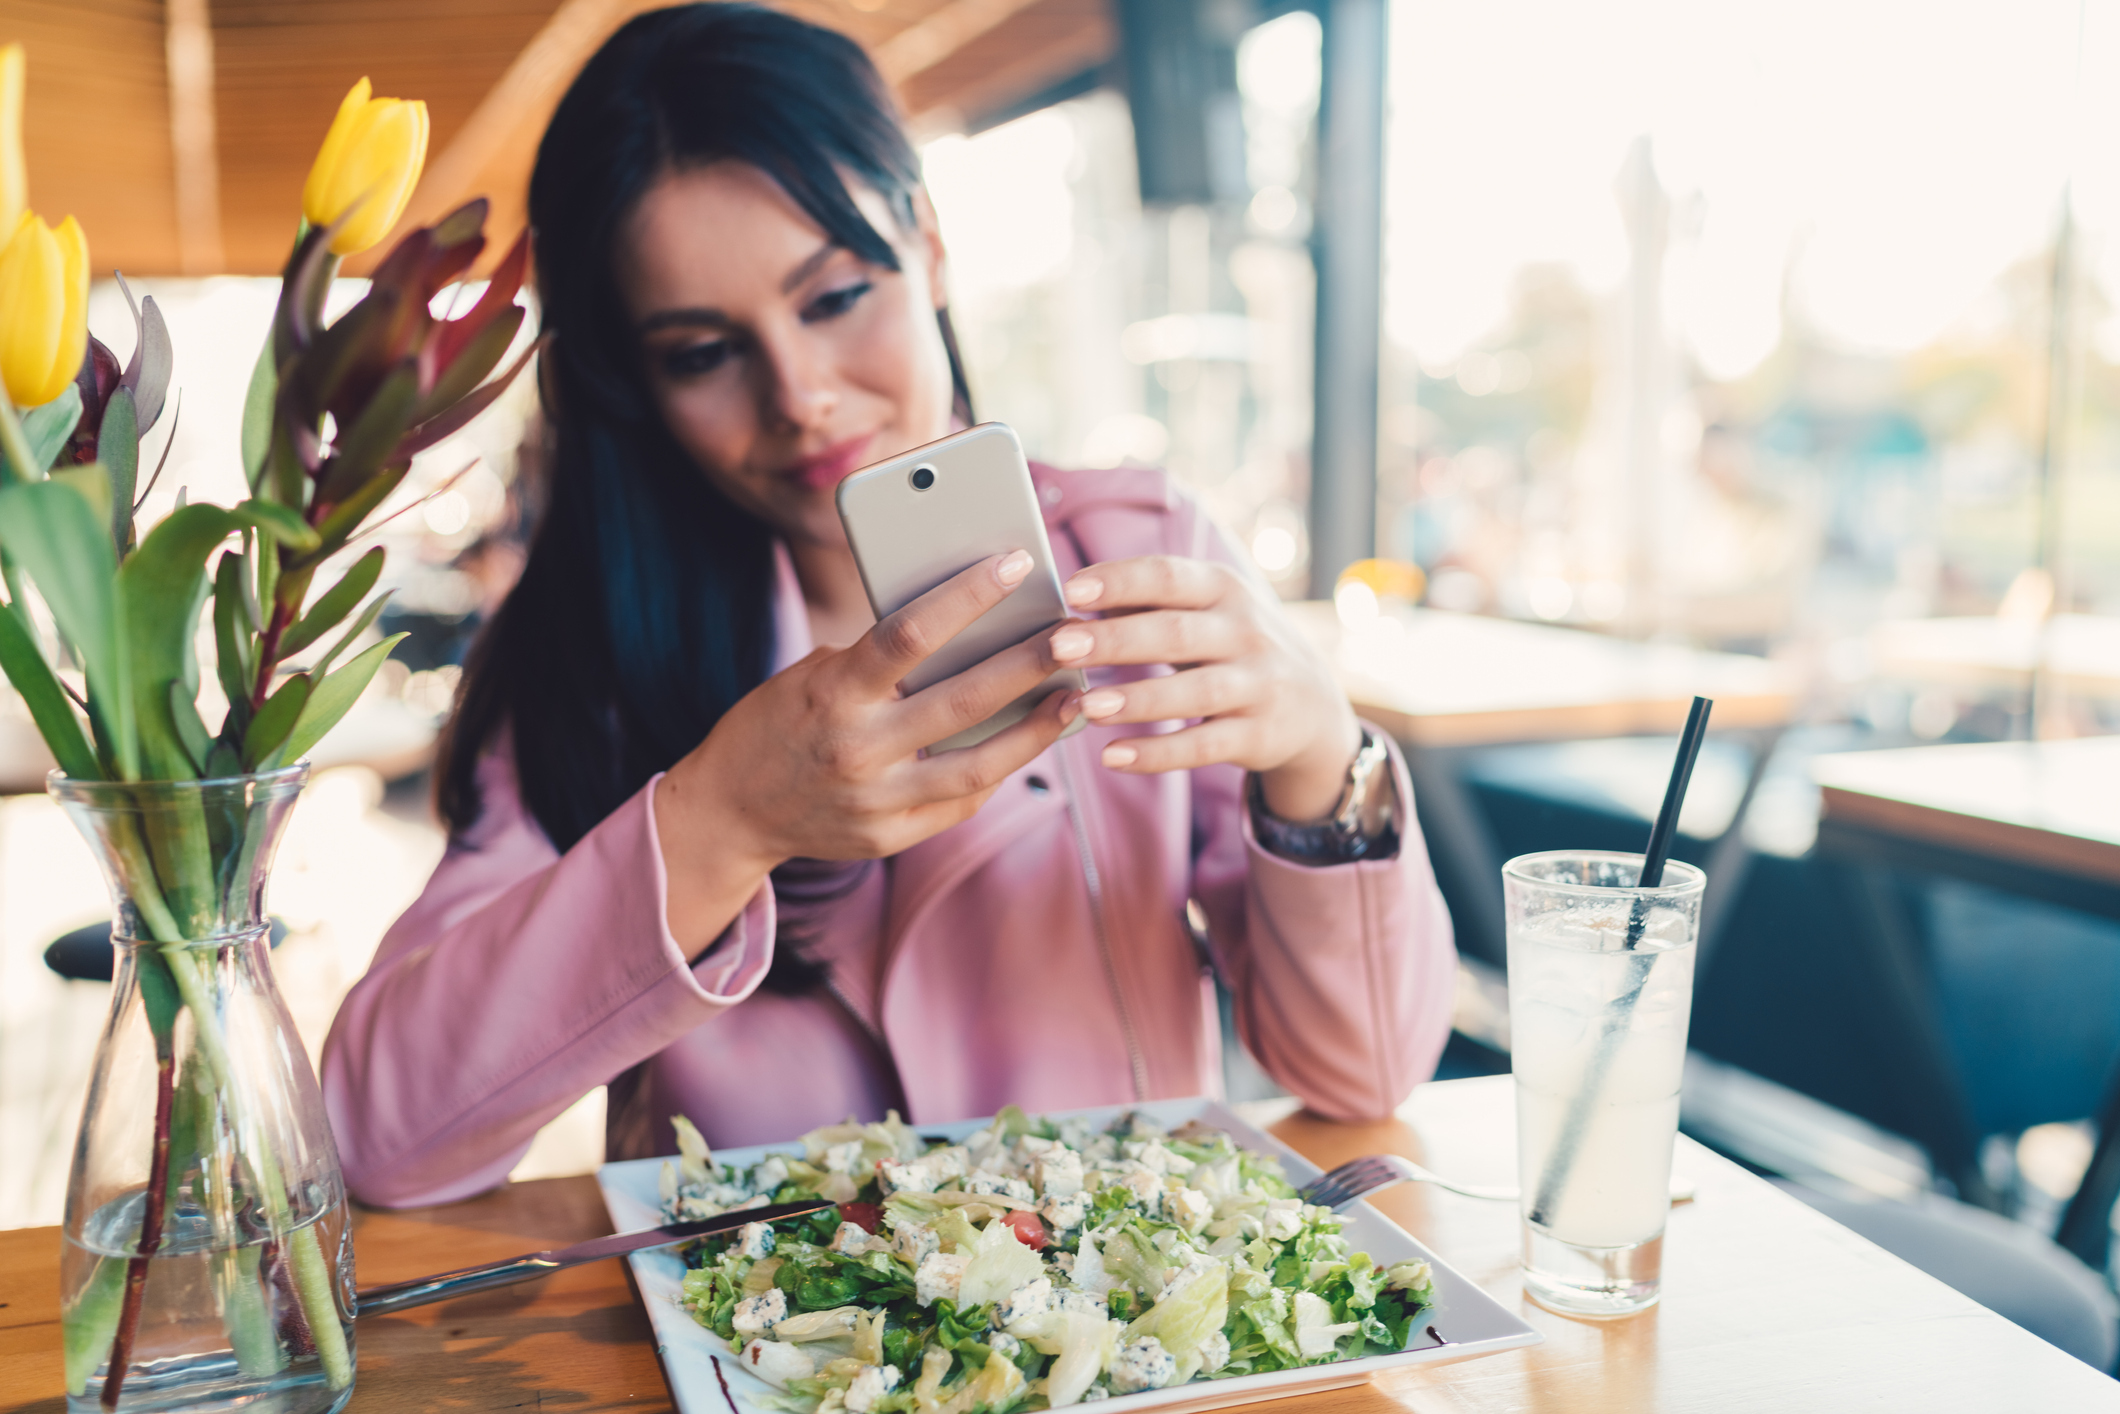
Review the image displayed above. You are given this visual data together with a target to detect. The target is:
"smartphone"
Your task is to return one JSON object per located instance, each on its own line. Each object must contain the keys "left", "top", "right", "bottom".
{"left": 836, "top": 423, "right": 1088, "bottom": 754}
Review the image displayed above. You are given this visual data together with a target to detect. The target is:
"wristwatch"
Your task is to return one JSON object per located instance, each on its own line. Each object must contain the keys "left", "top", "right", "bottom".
{"left": 1247, "top": 726, "right": 1399, "bottom": 864}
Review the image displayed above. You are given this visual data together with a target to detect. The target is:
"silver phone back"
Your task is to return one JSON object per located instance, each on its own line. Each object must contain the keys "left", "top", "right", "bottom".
{"left": 836, "top": 423, "right": 1087, "bottom": 753}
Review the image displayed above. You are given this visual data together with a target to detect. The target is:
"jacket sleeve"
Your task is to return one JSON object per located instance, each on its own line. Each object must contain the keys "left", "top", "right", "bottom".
{"left": 1191, "top": 740, "right": 1458, "bottom": 1120}
{"left": 1169, "top": 497, "right": 1458, "bottom": 1120}
{"left": 320, "top": 746, "right": 776, "bottom": 1207}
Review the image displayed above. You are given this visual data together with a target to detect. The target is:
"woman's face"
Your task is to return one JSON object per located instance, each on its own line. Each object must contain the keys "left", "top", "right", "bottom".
{"left": 617, "top": 161, "right": 956, "bottom": 547}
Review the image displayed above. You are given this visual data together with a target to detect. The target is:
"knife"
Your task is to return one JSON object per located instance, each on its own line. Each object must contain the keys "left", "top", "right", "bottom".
{"left": 355, "top": 1197, "right": 837, "bottom": 1316}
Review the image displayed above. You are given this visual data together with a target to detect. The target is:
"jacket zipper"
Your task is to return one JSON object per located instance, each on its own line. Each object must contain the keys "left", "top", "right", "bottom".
{"left": 824, "top": 973, "right": 909, "bottom": 1114}
{"left": 1059, "top": 747, "right": 1151, "bottom": 1101}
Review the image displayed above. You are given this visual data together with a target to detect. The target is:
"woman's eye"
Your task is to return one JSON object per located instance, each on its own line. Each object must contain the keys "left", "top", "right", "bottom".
{"left": 804, "top": 281, "right": 873, "bottom": 322}
{"left": 661, "top": 340, "right": 733, "bottom": 379}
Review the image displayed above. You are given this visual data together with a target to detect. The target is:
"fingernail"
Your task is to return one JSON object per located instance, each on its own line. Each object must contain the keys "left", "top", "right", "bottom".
{"left": 1103, "top": 743, "right": 1137, "bottom": 768}
{"left": 1059, "top": 692, "right": 1083, "bottom": 724}
{"left": 1050, "top": 626, "right": 1092, "bottom": 661}
{"left": 996, "top": 550, "right": 1033, "bottom": 587}
{"left": 1081, "top": 688, "right": 1124, "bottom": 719}
{"left": 1066, "top": 576, "right": 1103, "bottom": 606}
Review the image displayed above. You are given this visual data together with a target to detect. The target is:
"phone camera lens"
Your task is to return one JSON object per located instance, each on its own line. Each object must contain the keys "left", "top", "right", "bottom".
{"left": 910, "top": 466, "right": 936, "bottom": 491}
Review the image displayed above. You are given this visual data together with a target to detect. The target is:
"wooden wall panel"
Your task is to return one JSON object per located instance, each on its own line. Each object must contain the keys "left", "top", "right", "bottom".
{"left": 6, "top": 0, "right": 180, "bottom": 276}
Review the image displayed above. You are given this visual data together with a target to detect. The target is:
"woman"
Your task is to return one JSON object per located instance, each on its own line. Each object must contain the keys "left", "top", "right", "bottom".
{"left": 321, "top": 2, "right": 1455, "bottom": 1208}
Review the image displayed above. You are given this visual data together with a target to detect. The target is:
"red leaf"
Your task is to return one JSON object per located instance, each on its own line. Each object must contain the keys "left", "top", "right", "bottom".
{"left": 393, "top": 334, "right": 546, "bottom": 459}
{"left": 432, "top": 229, "right": 530, "bottom": 374}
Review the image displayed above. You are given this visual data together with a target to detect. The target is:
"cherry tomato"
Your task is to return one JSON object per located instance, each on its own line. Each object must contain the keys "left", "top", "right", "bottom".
{"left": 839, "top": 1202, "right": 885, "bottom": 1234}
{"left": 1002, "top": 1209, "right": 1049, "bottom": 1249}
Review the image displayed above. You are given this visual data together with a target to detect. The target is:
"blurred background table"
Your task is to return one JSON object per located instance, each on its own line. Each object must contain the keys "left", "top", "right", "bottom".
{"left": 6, "top": 1076, "right": 2113, "bottom": 1413}
{"left": 1815, "top": 738, "right": 2120, "bottom": 1256}
{"left": 1872, "top": 615, "right": 2120, "bottom": 701}
{"left": 1291, "top": 602, "right": 1798, "bottom": 965}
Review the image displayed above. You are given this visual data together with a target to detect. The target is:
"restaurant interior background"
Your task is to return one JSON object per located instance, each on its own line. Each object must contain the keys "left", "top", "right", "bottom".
{"left": 9, "top": 0, "right": 2120, "bottom": 1362}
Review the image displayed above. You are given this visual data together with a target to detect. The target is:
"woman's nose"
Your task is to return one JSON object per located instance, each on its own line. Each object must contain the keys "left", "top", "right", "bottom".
{"left": 759, "top": 329, "right": 838, "bottom": 433}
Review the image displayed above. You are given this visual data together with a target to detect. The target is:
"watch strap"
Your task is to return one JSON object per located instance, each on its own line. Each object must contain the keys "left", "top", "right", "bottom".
{"left": 1247, "top": 727, "right": 1399, "bottom": 864}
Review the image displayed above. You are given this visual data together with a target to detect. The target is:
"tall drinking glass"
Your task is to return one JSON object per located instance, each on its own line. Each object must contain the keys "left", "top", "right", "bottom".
{"left": 1505, "top": 850, "right": 1703, "bottom": 1316}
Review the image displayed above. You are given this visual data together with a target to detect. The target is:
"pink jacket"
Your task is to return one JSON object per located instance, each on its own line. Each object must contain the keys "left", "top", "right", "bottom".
{"left": 321, "top": 464, "right": 1457, "bottom": 1208}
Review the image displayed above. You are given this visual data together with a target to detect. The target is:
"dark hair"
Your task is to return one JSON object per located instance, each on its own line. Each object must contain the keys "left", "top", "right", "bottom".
{"left": 438, "top": 3, "right": 973, "bottom": 989}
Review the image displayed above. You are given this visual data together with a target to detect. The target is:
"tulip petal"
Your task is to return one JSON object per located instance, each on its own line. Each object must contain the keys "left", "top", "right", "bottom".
{"left": 325, "top": 97, "right": 430, "bottom": 256}
{"left": 303, "top": 78, "right": 372, "bottom": 230}
{"left": 0, "top": 215, "right": 63, "bottom": 407}
{"left": 50, "top": 216, "right": 90, "bottom": 406}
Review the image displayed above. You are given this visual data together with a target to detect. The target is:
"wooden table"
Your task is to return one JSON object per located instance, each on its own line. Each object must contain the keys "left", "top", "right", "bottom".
{"left": 7, "top": 1077, "right": 2115, "bottom": 1413}
{"left": 1871, "top": 614, "right": 2120, "bottom": 700}
{"left": 1290, "top": 603, "right": 1796, "bottom": 749}
{"left": 1291, "top": 602, "right": 1797, "bottom": 964}
{"left": 1815, "top": 738, "right": 2120, "bottom": 1260}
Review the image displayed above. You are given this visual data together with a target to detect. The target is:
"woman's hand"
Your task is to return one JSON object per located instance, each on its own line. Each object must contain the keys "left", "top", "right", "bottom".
{"left": 654, "top": 550, "right": 1081, "bottom": 952}
{"left": 1052, "top": 556, "right": 1361, "bottom": 823}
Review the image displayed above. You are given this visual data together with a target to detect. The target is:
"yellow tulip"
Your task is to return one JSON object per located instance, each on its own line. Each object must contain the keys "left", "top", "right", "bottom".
{"left": 1, "top": 43, "right": 25, "bottom": 237}
{"left": 0, "top": 212, "right": 88, "bottom": 409}
{"left": 301, "top": 78, "right": 430, "bottom": 256}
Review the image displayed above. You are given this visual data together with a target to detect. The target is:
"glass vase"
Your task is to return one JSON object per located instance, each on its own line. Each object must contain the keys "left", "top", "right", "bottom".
{"left": 54, "top": 765, "right": 356, "bottom": 1414}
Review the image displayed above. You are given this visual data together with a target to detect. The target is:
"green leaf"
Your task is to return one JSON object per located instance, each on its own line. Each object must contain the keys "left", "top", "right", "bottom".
{"left": 243, "top": 672, "right": 311, "bottom": 769}
{"left": 235, "top": 497, "right": 320, "bottom": 553}
{"left": 241, "top": 336, "right": 277, "bottom": 491}
{"left": 62, "top": 1252, "right": 126, "bottom": 1396}
{"left": 311, "top": 590, "right": 390, "bottom": 679}
{"left": 50, "top": 462, "right": 114, "bottom": 539}
{"left": 317, "top": 365, "right": 420, "bottom": 508}
{"left": 279, "top": 546, "right": 384, "bottom": 659}
{"left": 277, "top": 632, "right": 405, "bottom": 766}
{"left": 168, "top": 680, "right": 211, "bottom": 775}
{"left": 115, "top": 504, "right": 243, "bottom": 782}
{"left": 309, "top": 462, "right": 408, "bottom": 551}
{"left": 122, "top": 293, "right": 172, "bottom": 435}
{"left": 212, "top": 552, "right": 254, "bottom": 721}
{"left": 0, "top": 480, "right": 132, "bottom": 778}
{"left": 0, "top": 602, "right": 99, "bottom": 778}
{"left": 15, "top": 384, "right": 83, "bottom": 479}
{"left": 96, "top": 387, "right": 139, "bottom": 551}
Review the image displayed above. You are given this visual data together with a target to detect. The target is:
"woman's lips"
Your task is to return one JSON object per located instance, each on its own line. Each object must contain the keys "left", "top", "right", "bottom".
{"left": 781, "top": 433, "right": 877, "bottom": 493}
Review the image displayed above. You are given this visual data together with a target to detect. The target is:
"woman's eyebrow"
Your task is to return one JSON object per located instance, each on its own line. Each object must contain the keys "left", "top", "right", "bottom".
{"left": 636, "top": 242, "right": 846, "bottom": 334}
{"left": 639, "top": 307, "right": 732, "bottom": 333}
{"left": 781, "top": 240, "right": 841, "bottom": 294}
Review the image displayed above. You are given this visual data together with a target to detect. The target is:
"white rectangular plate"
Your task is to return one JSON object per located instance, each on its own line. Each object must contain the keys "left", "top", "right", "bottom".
{"left": 596, "top": 1096, "right": 1541, "bottom": 1414}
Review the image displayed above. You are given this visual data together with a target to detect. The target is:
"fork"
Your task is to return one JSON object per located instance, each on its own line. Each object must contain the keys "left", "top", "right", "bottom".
{"left": 1300, "top": 1154, "right": 1517, "bottom": 1207}
{"left": 1299, "top": 1154, "right": 1698, "bottom": 1209}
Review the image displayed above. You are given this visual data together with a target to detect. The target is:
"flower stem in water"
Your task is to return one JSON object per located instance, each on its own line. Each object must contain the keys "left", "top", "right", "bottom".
{"left": 99, "top": 1043, "right": 175, "bottom": 1409}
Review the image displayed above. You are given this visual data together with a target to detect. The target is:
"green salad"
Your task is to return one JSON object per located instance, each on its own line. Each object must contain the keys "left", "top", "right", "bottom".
{"left": 660, "top": 1107, "right": 1437, "bottom": 1412}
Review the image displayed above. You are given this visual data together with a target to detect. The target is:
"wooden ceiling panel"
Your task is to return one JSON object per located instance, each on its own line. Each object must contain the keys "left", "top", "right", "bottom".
{"left": 3, "top": 0, "right": 1119, "bottom": 277}
{"left": 209, "top": 0, "right": 561, "bottom": 272}
{"left": 9, "top": 0, "right": 180, "bottom": 276}
{"left": 897, "top": 0, "right": 1112, "bottom": 126}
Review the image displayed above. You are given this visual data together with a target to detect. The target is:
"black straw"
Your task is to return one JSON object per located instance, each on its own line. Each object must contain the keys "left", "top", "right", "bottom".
{"left": 1527, "top": 695, "right": 1714, "bottom": 1228}
{"left": 1623, "top": 696, "right": 1713, "bottom": 947}
{"left": 1638, "top": 696, "right": 1712, "bottom": 892}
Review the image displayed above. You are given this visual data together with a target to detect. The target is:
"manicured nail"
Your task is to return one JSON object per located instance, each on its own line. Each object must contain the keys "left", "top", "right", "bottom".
{"left": 1103, "top": 743, "right": 1137, "bottom": 768}
{"left": 996, "top": 550, "right": 1033, "bottom": 586}
{"left": 1081, "top": 689, "right": 1124, "bottom": 720}
{"left": 1059, "top": 692, "right": 1084, "bottom": 724}
{"left": 1050, "top": 626, "right": 1093, "bottom": 661}
{"left": 1066, "top": 576, "right": 1103, "bottom": 606}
